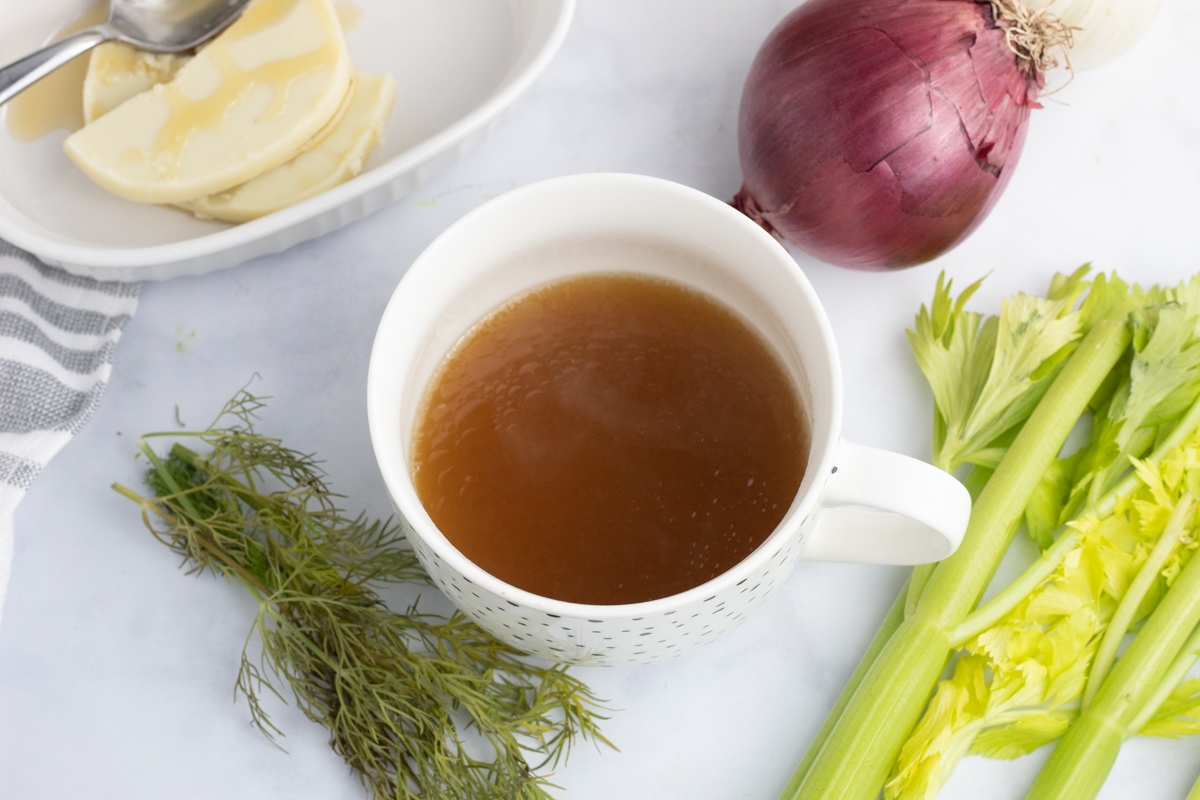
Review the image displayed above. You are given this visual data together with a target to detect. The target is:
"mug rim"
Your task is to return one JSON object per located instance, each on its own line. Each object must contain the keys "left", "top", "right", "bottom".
{"left": 367, "top": 172, "right": 845, "bottom": 619}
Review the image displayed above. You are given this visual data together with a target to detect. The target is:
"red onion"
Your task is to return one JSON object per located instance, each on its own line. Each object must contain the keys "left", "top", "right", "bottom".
{"left": 733, "top": 0, "right": 1044, "bottom": 271}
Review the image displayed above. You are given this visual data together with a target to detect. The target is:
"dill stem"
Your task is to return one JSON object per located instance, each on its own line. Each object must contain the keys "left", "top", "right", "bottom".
{"left": 115, "top": 477, "right": 333, "bottom": 677}
{"left": 197, "top": 532, "right": 271, "bottom": 594}
{"left": 785, "top": 319, "right": 1130, "bottom": 800}
{"left": 112, "top": 482, "right": 150, "bottom": 507}
{"left": 169, "top": 443, "right": 271, "bottom": 513}
{"left": 147, "top": 445, "right": 381, "bottom": 680}
{"left": 112, "top": 478, "right": 273, "bottom": 598}
{"left": 140, "top": 441, "right": 203, "bottom": 520}
{"left": 1027, "top": 502, "right": 1200, "bottom": 800}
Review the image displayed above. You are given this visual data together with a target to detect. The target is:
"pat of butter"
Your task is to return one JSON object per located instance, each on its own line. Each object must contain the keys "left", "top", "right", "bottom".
{"left": 82, "top": 43, "right": 189, "bottom": 124}
{"left": 64, "top": 0, "right": 352, "bottom": 205}
{"left": 179, "top": 73, "right": 395, "bottom": 222}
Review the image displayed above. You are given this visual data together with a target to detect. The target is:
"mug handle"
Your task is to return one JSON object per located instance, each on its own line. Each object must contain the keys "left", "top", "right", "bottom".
{"left": 800, "top": 439, "right": 971, "bottom": 564}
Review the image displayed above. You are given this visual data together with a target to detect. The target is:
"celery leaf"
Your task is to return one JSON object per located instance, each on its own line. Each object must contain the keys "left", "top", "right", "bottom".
{"left": 889, "top": 429, "right": 1200, "bottom": 800}
{"left": 1139, "top": 677, "right": 1200, "bottom": 738}
{"left": 909, "top": 270, "right": 1088, "bottom": 474}
{"left": 970, "top": 711, "right": 1076, "bottom": 759}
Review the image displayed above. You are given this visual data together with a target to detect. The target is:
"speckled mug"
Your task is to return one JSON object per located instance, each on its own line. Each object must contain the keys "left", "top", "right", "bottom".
{"left": 367, "top": 174, "right": 970, "bottom": 667}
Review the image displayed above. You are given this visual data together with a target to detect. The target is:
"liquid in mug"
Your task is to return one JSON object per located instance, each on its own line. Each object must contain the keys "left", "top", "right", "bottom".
{"left": 411, "top": 272, "right": 808, "bottom": 605}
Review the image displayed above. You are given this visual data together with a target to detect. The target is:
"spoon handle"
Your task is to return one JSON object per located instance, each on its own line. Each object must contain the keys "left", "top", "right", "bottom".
{"left": 0, "top": 26, "right": 113, "bottom": 107}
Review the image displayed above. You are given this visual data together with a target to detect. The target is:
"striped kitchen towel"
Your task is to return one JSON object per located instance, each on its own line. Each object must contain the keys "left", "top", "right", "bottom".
{"left": 0, "top": 240, "right": 139, "bottom": 624}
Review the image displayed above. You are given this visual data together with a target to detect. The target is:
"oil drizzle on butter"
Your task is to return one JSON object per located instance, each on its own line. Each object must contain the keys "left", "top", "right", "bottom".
{"left": 5, "top": 0, "right": 108, "bottom": 142}
{"left": 84, "top": 43, "right": 189, "bottom": 122}
{"left": 128, "top": 0, "right": 347, "bottom": 178}
{"left": 334, "top": 1, "right": 362, "bottom": 33}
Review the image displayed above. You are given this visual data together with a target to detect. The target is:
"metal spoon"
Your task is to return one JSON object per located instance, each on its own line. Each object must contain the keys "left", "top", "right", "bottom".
{"left": 0, "top": 0, "right": 252, "bottom": 107}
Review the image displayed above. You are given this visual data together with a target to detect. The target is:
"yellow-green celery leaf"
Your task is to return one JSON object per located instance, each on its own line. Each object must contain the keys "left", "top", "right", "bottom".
{"left": 1139, "top": 676, "right": 1200, "bottom": 738}
{"left": 885, "top": 433, "right": 1200, "bottom": 800}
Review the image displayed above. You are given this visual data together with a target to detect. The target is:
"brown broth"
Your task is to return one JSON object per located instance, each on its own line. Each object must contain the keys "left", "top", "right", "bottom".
{"left": 411, "top": 273, "right": 808, "bottom": 605}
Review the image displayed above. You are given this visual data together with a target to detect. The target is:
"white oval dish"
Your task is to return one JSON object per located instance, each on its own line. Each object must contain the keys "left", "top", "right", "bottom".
{"left": 0, "top": 0, "right": 574, "bottom": 281}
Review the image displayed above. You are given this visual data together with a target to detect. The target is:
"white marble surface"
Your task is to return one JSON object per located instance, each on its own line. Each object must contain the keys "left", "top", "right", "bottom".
{"left": 2, "top": 1, "right": 1199, "bottom": 798}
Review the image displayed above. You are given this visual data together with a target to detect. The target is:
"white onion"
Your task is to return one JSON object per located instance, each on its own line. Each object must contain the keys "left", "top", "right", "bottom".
{"left": 1023, "top": 0, "right": 1165, "bottom": 70}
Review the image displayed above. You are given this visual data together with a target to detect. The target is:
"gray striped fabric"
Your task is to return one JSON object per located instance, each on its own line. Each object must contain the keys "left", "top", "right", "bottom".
{"left": 0, "top": 240, "right": 140, "bottom": 625}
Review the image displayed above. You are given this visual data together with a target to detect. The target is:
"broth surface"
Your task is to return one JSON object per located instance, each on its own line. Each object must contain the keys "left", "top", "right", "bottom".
{"left": 411, "top": 273, "right": 808, "bottom": 605}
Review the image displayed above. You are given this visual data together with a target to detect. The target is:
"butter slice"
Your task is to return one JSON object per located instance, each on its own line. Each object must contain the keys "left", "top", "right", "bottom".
{"left": 82, "top": 43, "right": 189, "bottom": 124}
{"left": 179, "top": 73, "right": 395, "bottom": 222}
{"left": 64, "top": 0, "right": 352, "bottom": 204}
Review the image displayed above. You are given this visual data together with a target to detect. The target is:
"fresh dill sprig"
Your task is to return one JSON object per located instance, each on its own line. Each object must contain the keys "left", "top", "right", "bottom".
{"left": 113, "top": 390, "right": 611, "bottom": 800}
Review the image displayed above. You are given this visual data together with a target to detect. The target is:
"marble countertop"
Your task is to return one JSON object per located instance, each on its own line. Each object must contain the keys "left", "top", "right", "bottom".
{"left": 2, "top": 1, "right": 1199, "bottom": 798}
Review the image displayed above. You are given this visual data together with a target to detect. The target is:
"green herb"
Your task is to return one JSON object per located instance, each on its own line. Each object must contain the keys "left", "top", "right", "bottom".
{"left": 885, "top": 447, "right": 1200, "bottom": 799}
{"left": 782, "top": 296, "right": 1132, "bottom": 800}
{"left": 113, "top": 391, "right": 610, "bottom": 800}
{"left": 783, "top": 271, "right": 1103, "bottom": 799}
{"left": 1060, "top": 296, "right": 1200, "bottom": 520}
{"left": 787, "top": 268, "right": 1200, "bottom": 800}
{"left": 907, "top": 268, "right": 1087, "bottom": 474}
{"left": 1025, "top": 490, "right": 1200, "bottom": 800}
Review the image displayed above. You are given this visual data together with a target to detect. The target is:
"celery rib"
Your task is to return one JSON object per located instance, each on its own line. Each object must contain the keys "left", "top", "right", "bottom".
{"left": 780, "top": 580, "right": 909, "bottom": 795}
{"left": 950, "top": 525, "right": 1082, "bottom": 647}
{"left": 785, "top": 320, "right": 1131, "bottom": 800}
{"left": 1026, "top": 493, "right": 1200, "bottom": 800}
{"left": 905, "top": 564, "right": 935, "bottom": 619}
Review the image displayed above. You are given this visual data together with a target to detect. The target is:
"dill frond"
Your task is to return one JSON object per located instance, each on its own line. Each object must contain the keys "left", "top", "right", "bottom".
{"left": 114, "top": 390, "right": 611, "bottom": 800}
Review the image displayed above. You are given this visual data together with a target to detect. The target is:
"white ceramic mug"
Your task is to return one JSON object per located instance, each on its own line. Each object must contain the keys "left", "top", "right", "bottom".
{"left": 367, "top": 174, "right": 970, "bottom": 667}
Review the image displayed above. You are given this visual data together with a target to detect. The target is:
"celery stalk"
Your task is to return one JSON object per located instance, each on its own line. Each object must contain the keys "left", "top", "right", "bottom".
{"left": 785, "top": 319, "right": 1131, "bottom": 800}
{"left": 1026, "top": 496, "right": 1200, "bottom": 800}
{"left": 905, "top": 564, "right": 935, "bottom": 619}
{"left": 1024, "top": 718, "right": 1124, "bottom": 800}
{"left": 1189, "top": 772, "right": 1200, "bottom": 800}
{"left": 948, "top": 522, "right": 1083, "bottom": 646}
{"left": 781, "top": 582, "right": 909, "bottom": 796}
{"left": 1125, "top": 624, "right": 1200, "bottom": 737}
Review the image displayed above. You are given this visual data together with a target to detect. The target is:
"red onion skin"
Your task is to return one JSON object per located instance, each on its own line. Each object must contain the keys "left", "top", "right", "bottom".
{"left": 734, "top": 0, "right": 1042, "bottom": 271}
